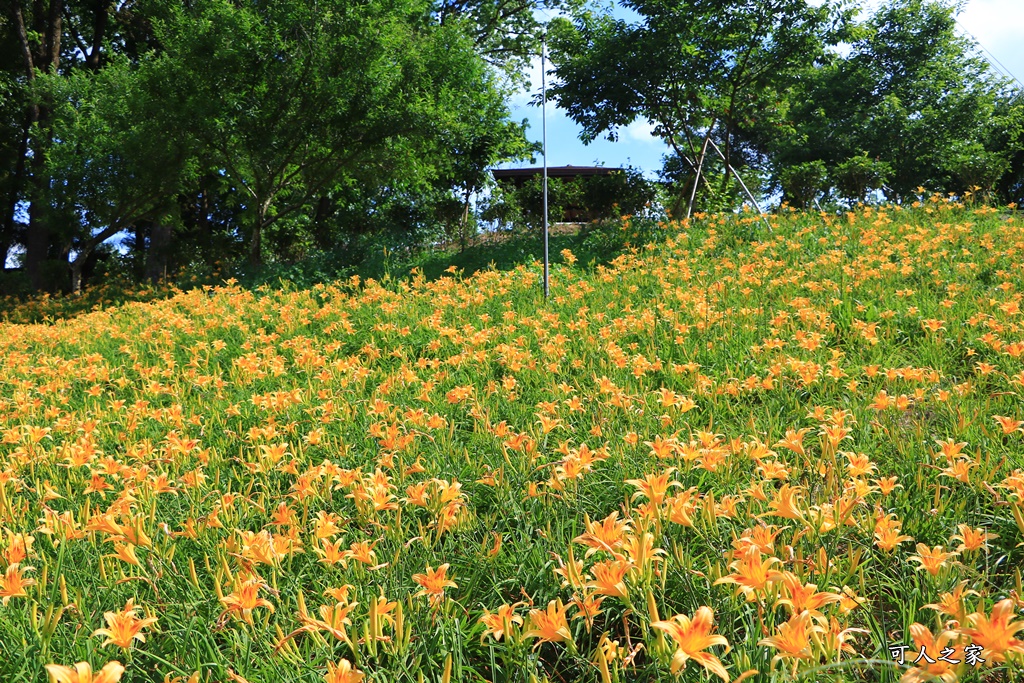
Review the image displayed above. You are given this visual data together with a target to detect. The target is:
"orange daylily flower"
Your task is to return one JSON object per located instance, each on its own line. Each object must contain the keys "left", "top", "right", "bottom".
{"left": 873, "top": 513, "right": 913, "bottom": 552}
{"left": 652, "top": 606, "right": 730, "bottom": 680}
{"left": 586, "top": 558, "right": 631, "bottom": 598}
{"left": 3, "top": 531, "right": 34, "bottom": 565}
{"left": 962, "top": 599, "right": 1024, "bottom": 663}
{"left": 924, "top": 581, "right": 979, "bottom": 624}
{"left": 343, "top": 539, "right": 379, "bottom": 567}
{"left": 0, "top": 563, "right": 35, "bottom": 604}
{"left": 570, "top": 593, "right": 605, "bottom": 632}
{"left": 874, "top": 476, "right": 901, "bottom": 495}
{"left": 45, "top": 661, "right": 125, "bottom": 683}
{"left": 625, "top": 469, "right": 679, "bottom": 506}
{"left": 323, "top": 658, "right": 364, "bottom": 683}
{"left": 952, "top": 524, "right": 997, "bottom": 554}
{"left": 761, "top": 484, "right": 804, "bottom": 520}
{"left": 909, "top": 544, "right": 958, "bottom": 577}
{"left": 93, "top": 599, "right": 158, "bottom": 649}
{"left": 523, "top": 599, "right": 572, "bottom": 645}
{"left": 758, "top": 610, "right": 823, "bottom": 670}
{"left": 412, "top": 564, "right": 457, "bottom": 607}
{"left": 774, "top": 428, "right": 809, "bottom": 456}
{"left": 714, "top": 546, "right": 781, "bottom": 601}
{"left": 993, "top": 415, "right": 1024, "bottom": 435}
{"left": 479, "top": 603, "right": 524, "bottom": 643}
{"left": 552, "top": 548, "right": 588, "bottom": 590}
{"left": 314, "top": 538, "right": 347, "bottom": 566}
{"left": 770, "top": 571, "right": 842, "bottom": 617}
{"left": 899, "top": 624, "right": 965, "bottom": 683}
{"left": 293, "top": 600, "right": 358, "bottom": 644}
{"left": 219, "top": 576, "right": 276, "bottom": 625}
{"left": 573, "top": 511, "right": 630, "bottom": 556}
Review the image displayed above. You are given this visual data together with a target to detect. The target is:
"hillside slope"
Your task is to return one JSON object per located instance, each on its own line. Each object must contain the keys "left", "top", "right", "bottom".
{"left": 2, "top": 203, "right": 1023, "bottom": 682}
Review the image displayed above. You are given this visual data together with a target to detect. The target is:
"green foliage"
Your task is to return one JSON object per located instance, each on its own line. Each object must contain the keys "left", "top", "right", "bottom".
{"left": 765, "top": 0, "right": 1017, "bottom": 203}
{"left": 576, "top": 212, "right": 668, "bottom": 261}
{"left": 0, "top": 71, "right": 26, "bottom": 261}
{"left": 40, "top": 56, "right": 195, "bottom": 291}
{"left": 832, "top": 153, "right": 893, "bottom": 205}
{"left": 987, "top": 90, "right": 1024, "bottom": 203}
{"left": 779, "top": 160, "right": 828, "bottom": 209}
{"left": 481, "top": 167, "right": 657, "bottom": 231}
{"left": 582, "top": 168, "right": 658, "bottom": 219}
{"left": 145, "top": 0, "right": 493, "bottom": 265}
{"left": 548, "top": 0, "right": 844, "bottom": 211}
{"left": 658, "top": 153, "right": 754, "bottom": 217}
{"left": 945, "top": 141, "right": 1011, "bottom": 197}
{"left": 432, "top": 0, "right": 586, "bottom": 83}
{"left": 0, "top": 0, "right": 534, "bottom": 293}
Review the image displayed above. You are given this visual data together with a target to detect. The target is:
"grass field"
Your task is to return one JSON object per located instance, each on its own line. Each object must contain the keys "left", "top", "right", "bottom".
{"left": 1, "top": 200, "right": 1023, "bottom": 683}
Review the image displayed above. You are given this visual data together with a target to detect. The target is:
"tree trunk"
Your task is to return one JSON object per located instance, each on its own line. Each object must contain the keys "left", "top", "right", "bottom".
{"left": 249, "top": 223, "right": 262, "bottom": 266}
{"left": 1, "top": 114, "right": 32, "bottom": 270}
{"left": 312, "top": 195, "right": 333, "bottom": 251}
{"left": 132, "top": 222, "right": 148, "bottom": 280}
{"left": 249, "top": 200, "right": 270, "bottom": 266}
{"left": 25, "top": 192, "right": 51, "bottom": 291}
{"left": 85, "top": 0, "right": 110, "bottom": 71}
{"left": 70, "top": 257, "right": 84, "bottom": 294}
{"left": 13, "top": 0, "right": 64, "bottom": 292}
{"left": 147, "top": 222, "right": 172, "bottom": 284}
{"left": 199, "top": 187, "right": 211, "bottom": 263}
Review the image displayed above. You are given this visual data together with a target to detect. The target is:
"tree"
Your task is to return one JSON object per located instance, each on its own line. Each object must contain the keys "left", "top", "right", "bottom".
{"left": 779, "top": 160, "right": 828, "bottom": 209}
{"left": 6, "top": 0, "right": 66, "bottom": 290}
{"left": 42, "top": 59, "right": 193, "bottom": 291}
{"left": 435, "top": 71, "right": 532, "bottom": 250}
{"left": 482, "top": 167, "right": 656, "bottom": 229}
{"left": 988, "top": 90, "right": 1024, "bottom": 205}
{"left": 147, "top": 0, "right": 531, "bottom": 267}
{"left": 547, "top": 0, "right": 845, "bottom": 212}
{"left": 1, "top": 0, "right": 534, "bottom": 292}
{"left": 2, "top": 0, "right": 165, "bottom": 291}
{"left": 765, "top": 0, "right": 1012, "bottom": 202}
{"left": 0, "top": 71, "right": 26, "bottom": 275}
{"left": 832, "top": 153, "right": 892, "bottom": 205}
{"left": 433, "top": 0, "right": 583, "bottom": 80}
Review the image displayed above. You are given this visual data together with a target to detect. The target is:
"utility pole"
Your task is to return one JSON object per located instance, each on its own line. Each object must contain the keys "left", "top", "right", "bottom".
{"left": 542, "top": 29, "right": 549, "bottom": 299}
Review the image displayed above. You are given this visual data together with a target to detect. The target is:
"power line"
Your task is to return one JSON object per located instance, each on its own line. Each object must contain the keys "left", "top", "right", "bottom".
{"left": 954, "top": 18, "right": 1024, "bottom": 91}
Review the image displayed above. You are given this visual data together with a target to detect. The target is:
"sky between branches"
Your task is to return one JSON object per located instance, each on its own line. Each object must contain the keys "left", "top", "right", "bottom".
{"left": 498, "top": 0, "right": 1024, "bottom": 179}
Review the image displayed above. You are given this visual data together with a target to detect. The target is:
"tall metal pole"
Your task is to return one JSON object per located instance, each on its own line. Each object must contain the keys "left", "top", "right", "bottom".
{"left": 542, "top": 30, "right": 549, "bottom": 299}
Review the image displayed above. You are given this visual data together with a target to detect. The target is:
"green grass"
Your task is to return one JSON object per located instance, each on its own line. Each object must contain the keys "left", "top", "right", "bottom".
{"left": 0, "top": 202, "right": 1022, "bottom": 683}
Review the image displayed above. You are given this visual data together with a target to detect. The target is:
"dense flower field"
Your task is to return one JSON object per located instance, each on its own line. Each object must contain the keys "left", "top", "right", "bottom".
{"left": 1, "top": 203, "right": 1023, "bottom": 683}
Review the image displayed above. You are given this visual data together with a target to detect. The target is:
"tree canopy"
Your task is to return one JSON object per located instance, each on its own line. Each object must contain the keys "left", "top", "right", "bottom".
{"left": 1, "top": 0, "right": 1021, "bottom": 294}
{"left": 1, "top": 0, "right": 545, "bottom": 293}
{"left": 763, "top": 0, "right": 1019, "bottom": 204}
{"left": 548, "top": 0, "right": 1023, "bottom": 214}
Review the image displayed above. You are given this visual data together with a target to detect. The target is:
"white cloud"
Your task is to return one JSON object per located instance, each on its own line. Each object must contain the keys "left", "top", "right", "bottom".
{"left": 623, "top": 119, "right": 659, "bottom": 144}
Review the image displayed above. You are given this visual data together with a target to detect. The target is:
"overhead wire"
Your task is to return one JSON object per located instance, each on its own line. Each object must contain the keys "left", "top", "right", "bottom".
{"left": 954, "top": 17, "right": 1024, "bottom": 91}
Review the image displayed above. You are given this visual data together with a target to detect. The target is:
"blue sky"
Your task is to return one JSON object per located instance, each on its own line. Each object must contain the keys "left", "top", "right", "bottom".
{"left": 497, "top": 0, "right": 1024, "bottom": 179}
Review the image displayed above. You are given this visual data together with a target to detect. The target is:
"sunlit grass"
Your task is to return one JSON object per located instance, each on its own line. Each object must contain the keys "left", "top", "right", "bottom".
{"left": 1, "top": 199, "right": 1023, "bottom": 682}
